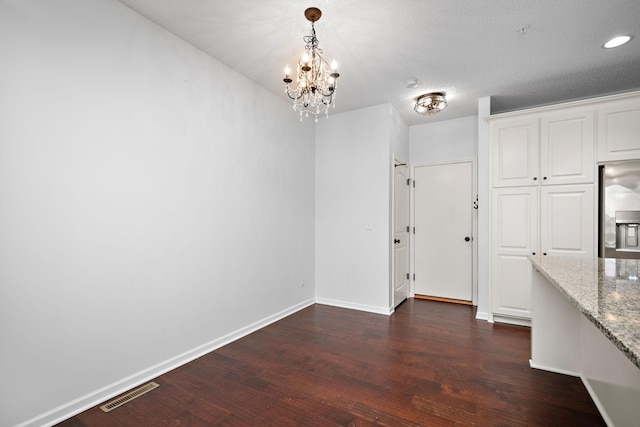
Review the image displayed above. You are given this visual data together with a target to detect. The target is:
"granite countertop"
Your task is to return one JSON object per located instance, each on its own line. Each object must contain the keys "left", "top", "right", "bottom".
{"left": 530, "top": 255, "right": 640, "bottom": 370}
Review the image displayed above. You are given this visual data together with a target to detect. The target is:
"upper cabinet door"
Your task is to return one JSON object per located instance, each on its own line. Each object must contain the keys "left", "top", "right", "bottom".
{"left": 540, "top": 108, "right": 595, "bottom": 185}
{"left": 491, "top": 118, "right": 539, "bottom": 187}
{"left": 597, "top": 97, "right": 640, "bottom": 162}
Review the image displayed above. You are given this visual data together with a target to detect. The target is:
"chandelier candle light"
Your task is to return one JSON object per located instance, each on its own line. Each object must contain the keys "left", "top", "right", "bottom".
{"left": 283, "top": 7, "right": 340, "bottom": 122}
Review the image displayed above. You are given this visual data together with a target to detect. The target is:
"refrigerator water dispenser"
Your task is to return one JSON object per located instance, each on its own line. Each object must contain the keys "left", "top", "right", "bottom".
{"left": 616, "top": 211, "right": 640, "bottom": 252}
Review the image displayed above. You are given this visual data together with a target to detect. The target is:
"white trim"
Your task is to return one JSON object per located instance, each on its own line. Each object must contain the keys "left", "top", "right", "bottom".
{"left": 315, "top": 298, "right": 393, "bottom": 316}
{"left": 22, "top": 298, "right": 315, "bottom": 427}
{"left": 475, "top": 311, "right": 490, "bottom": 321}
{"left": 485, "top": 89, "right": 640, "bottom": 123}
{"left": 581, "top": 375, "right": 615, "bottom": 427}
{"left": 409, "top": 161, "right": 416, "bottom": 298}
{"left": 492, "top": 314, "right": 531, "bottom": 327}
{"left": 529, "top": 360, "right": 579, "bottom": 377}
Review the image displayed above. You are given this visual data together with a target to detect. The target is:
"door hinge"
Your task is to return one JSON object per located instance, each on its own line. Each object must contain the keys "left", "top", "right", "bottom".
{"left": 406, "top": 178, "right": 411, "bottom": 186}
{"left": 406, "top": 273, "right": 410, "bottom": 280}
{"left": 413, "top": 273, "right": 416, "bottom": 281}
{"left": 413, "top": 180, "right": 416, "bottom": 188}
{"left": 413, "top": 227, "right": 416, "bottom": 234}
{"left": 406, "top": 226, "right": 410, "bottom": 232}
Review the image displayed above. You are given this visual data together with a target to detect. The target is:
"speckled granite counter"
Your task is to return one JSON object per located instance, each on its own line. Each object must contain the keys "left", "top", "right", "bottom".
{"left": 530, "top": 254, "right": 640, "bottom": 370}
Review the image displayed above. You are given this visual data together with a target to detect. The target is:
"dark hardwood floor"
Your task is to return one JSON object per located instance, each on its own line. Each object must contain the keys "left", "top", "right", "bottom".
{"left": 57, "top": 299, "right": 604, "bottom": 426}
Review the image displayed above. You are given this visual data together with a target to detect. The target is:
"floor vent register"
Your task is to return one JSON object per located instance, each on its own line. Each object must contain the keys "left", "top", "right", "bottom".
{"left": 100, "top": 381, "right": 160, "bottom": 412}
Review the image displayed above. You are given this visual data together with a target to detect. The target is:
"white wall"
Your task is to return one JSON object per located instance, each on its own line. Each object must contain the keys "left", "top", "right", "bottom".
{"left": 0, "top": 1, "right": 315, "bottom": 426}
{"left": 409, "top": 114, "right": 491, "bottom": 316}
{"left": 476, "top": 97, "right": 491, "bottom": 320}
{"left": 390, "top": 105, "right": 410, "bottom": 163}
{"left": 315, "top": 104, "right": 399, "bottom": 314}
{"left": 409, "top": 115, "right": 478, "bottom": 164}
{"left": 389, "top": 106, "right": 410, "bottom": 304}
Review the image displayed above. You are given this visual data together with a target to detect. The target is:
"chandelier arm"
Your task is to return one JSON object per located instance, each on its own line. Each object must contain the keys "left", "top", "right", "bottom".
{"left": 284, "top": 86, "right": 303, "bottom": 101}
{"left": 319, "top": 87, "right": 336, "bottom": 97}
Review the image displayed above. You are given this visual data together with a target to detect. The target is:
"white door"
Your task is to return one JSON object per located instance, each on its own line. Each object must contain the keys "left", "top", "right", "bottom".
{"left": 393, "top": 163, "right": 410, "bottom": 307}
{"left": 414, "top": 161, "right": 473, "bottom": 301}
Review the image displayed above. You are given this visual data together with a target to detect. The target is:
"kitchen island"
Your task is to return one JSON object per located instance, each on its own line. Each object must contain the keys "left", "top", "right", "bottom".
{"left": 530, "top": 255, "right": 640, "bottom": 427}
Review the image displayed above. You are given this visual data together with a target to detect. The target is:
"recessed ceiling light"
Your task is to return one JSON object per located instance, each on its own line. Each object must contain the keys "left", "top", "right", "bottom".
{"left": 603, "top": 35, "right": 631, "bottom": 49}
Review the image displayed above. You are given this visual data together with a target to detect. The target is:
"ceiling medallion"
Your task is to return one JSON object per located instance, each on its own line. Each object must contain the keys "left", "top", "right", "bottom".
{"left": 414, "top": 92, "right": 448, "bottom": 116}
{"left": 282, "top": 7, "right": 340, "bottom": 122}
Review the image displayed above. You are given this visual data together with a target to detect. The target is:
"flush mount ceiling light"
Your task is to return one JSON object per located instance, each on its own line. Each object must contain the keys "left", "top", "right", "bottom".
{"left": 282, "top": 7, "right": 340, "bottom": 122}
{"left": 414, "top": 92, "right": 447, "bottom": 116}
{"left": 603, "top": 35, "right": 631, "bottom": 48}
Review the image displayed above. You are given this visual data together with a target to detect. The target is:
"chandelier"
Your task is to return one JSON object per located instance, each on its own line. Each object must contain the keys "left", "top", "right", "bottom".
{"left": 283, "top": 7, "right": 340, "bottom": 122}
{"left": 414, "top": 92, "right": 448, "bottom": 115}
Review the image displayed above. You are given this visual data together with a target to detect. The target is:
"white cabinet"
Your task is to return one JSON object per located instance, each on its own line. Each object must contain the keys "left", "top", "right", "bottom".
{"left": 491, "top": 185, "right": 594, "bottom": 322}
{"left": 491, "top": 118, "right": 539, "bottom": 187}
{"left": 597, "top": 97, "right": 640, "bottom": 162}
{"left": 540, "top": 184, "right": 594, "bottom": 258}
{"left": 492, "top": 187, "right": 538, "bottom": 320}
{"left": 540, "top": 109, "right": 594, "bottom": 185}
{"left": 489, "top": 105, "right": 596, "bottom": 324}
{"left": 488, "top": 92, "right": 640, "bottom": 324}
{"left": 491, "top": 107, "right": 594, "bottom": 188}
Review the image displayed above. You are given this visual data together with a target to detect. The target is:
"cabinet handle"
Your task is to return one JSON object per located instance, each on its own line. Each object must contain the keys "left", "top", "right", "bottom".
{"left": 533, "top": 177, "right": 538, "bottom": 181}
{"left": 543, "top": 252, "right": 547, "bottom": 256}
{"left": 532, "top": 252, "right": 536, "bottom": 255}
{"left": 543, "top": 176, "right": 547, "bottom": 180}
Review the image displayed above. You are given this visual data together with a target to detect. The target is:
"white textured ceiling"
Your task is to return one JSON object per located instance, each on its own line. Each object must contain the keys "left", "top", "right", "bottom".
{"left": 117, "top": 0, "right": 640, "bottom": 125}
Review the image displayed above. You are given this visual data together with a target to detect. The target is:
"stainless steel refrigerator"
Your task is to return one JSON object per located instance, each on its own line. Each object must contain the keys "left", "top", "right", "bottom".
{"left": 599, "top": 160, "right": 640, "bottom": 259}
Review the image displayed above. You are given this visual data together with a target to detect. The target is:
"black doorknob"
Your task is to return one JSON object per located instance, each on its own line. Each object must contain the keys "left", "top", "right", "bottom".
{"left": 394, "top": 239, "right": 400, "bottom": 244}
{"left": 464, "top": 236, "right": 471, "bottom": 242}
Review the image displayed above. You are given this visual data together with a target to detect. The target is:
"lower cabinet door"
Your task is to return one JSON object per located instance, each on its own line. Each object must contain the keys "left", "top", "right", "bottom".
{"left": 493, "top": 254, "right": 533, "bottom": 318}
{"left": 491, "top": 187, "right": 538, "bottom": 320}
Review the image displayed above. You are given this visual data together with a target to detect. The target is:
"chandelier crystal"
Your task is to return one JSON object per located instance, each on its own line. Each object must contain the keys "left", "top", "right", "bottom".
{"left": 283, "top": 7, "right": 340, "bottom": 122}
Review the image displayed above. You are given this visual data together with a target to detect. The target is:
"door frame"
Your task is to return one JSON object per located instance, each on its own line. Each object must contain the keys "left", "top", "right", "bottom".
{"left": 411, "top": 158, "right": 478, "bottom": 305}
{"left": 391, "top": 155, "right": 410, "bottom": 310}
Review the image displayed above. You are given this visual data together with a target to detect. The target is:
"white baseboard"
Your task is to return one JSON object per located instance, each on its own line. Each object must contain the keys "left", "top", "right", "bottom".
{"left": 529, "top": 359, "right": 579, "bottom": 377}
{"left": 21, "top": 298, "right": 316, "bottom": 427}
{"left": 315, "top": 298, "right": 393, "bottom": 315}
{"left": 492, "top": 314, "right": 531, "bottom": 327}
{"left": 580, "top": 375, "right": 615, "bottom": 427}
{"left": 475, "top": 310, "right": 490, "bottom": 321}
